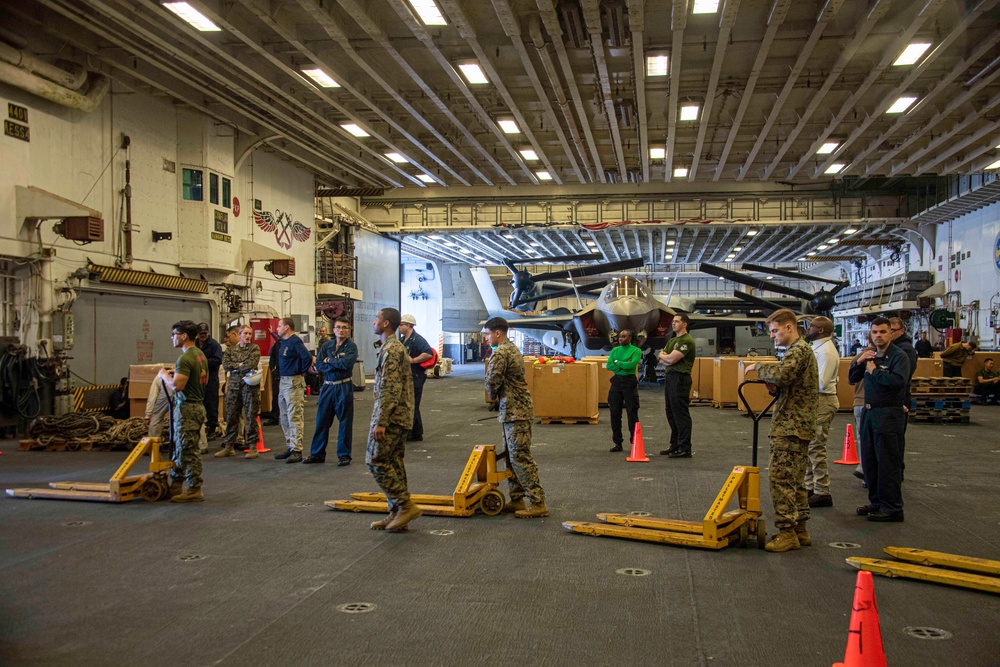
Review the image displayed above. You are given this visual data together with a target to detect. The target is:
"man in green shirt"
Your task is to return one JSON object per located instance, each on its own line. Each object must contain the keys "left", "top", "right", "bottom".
{"left": 606, "top": 330, "right": 642, "bottom": 453}
{"left": 976, "top": 358, "right": 999, "bottom": 404}
{"left": 158, "top": 320, "right": 209, "bottom": 503}
{"left": 658, "top": 314, "right": 696, "bottom": 458}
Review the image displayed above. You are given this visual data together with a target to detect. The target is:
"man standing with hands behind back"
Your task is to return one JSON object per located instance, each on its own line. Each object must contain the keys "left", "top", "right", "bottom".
{"left": 659, "top": 314, "right": 696, "bottom": 458}
{"left": 745, "top": 309, "right": 818, "bottom": 553}
{"left": 606, "top": 330, "right": 641, "bottom": 453}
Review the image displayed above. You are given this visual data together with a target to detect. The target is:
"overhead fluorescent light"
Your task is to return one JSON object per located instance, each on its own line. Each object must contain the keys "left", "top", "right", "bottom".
{"left": 301, "top": 68, "right": 339, "bottom": 88}
{"left": 825, "top": 163, "right": 845, "bottom": 174}
{"left": 417, "top": 174, "right": 435, "bottom": 183}
{"left": 816, "top": 141, "right": 838, "bottom": 155}
{"left": 745, "top": 229, "right": 758, "bottom": 236}
{"left": 408, "top": 0, "right": 446, "bottom": 25}
{"left": 817, "top": 245, "right": 829, "bottom": 250}
{"left": 519, "top": 148, "right": 539, "bottom": 161}
{"left": 443, "top": 241, "right": 458, "bottom": 247}
{"left": 428, "top": 235, "right": 444, "bottom": 240}
{"left": 458, "top": 248, "right": 474, "bottom": 254}
{"left": 986, "top": 158, "right": 1000, "bottom": 170}
{"left": 844, "top": 228, "right": 858, "bottom": 235}
{"left": 649, "top": 147, "right": 665, "bottom": 160}
{"left": 501, "top": 233, "right": 515, "bottom": 239}
{"left": 893, "top": 43, "right": 932, "bottom": 67}
{"left": 497, "top": 118, "right": 520, "bottom": 134}
{"left": 680, "top": 105, "right": 699, "bottom": 121}
{"left": 341, "top": 123, "right": 369, "bottom": 137}
{"left": 806, "top": 251, "right": 817, "bottom": 256}
{"left": 536, "top": 171, "right": 552, "bottom": 181}
{"left": 646, "top": 54, "right": 668, "bottom": 77}
{"left": 163, "top": 2, "right": 221, "bottom": 31}
{"left": 692, "top": 0, "right": 720, "bottom": 14}
{"left": 586, "top": 241, "right": 597, "bottom": 247}
{"left": 385, "top": 152, "right": 407, "bottom": 163}
{"left": 457, "top": 61, "right": 489, "bottom": 85}
{"left": 674, "top": 167, "right": 689, "bottom": 178}
{"left": 666, "top": 240, "right": 676, "bottom": 246}
{"left": 732, "top": 247, "right": 742, "bottom": 252}
{"left": 726, "top": 255, "right": 736, "bottom": 261}
{"left": 886, "top": 96, "right": 918, "bottom": 114}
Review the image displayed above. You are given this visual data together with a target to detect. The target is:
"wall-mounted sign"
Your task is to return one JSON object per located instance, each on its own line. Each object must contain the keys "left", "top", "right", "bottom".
{"left": 233, "top": 197, "right": 241, "bottom": 217}
{"left": 4, "top": 120, "right": 29, "bottom": 142}
{"left": 214, "top": 209, "right": 229, "bottom": 233}
{"left": 8, "top": 103, "right": 28, "bottom": 123}
{"left": 994, "top": 230, "right": 1000, "bottom": 274}
{"left": 211, "top": 232, "right": 232, "bottom": 243}
{"left": 254, "top": 199, "right": 262, "bottom": 210}
{"left": 253, "top": 208, "right": 311, "bottom": 249}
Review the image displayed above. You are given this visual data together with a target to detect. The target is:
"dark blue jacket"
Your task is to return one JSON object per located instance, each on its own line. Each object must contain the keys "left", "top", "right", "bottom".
{"left": 197, "top": 336, "right": 223, "bottom": 373}
{"left": 401, "top": 330, "right": 434, "bottom": 379}
{"left": 316, "top": 338, "right": 358, "bottom": 383}
{"left": 848, "top": 343, "right": 911, "bottom": 407}
{"left": 278, "top": 334, "right": 313, "bottom": 377}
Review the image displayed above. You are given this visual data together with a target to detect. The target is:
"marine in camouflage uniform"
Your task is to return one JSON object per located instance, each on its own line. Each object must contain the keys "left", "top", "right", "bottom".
{"left": 367, "top": 335, "right": 415, "bottom": 512}
{"left": 485, "top": 338, "right": 546, "bottom": 509}
{"left": 162, "top": 331, "right": 209, "bottom": 498}
{"left": 221, "top": 337, "right": 261, "bottom": 454}
{"left": 755, "top": 336, "right": 818, "bottom": 537}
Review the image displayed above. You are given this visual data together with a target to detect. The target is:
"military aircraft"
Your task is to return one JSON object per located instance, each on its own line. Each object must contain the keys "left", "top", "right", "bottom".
{"left": 698, "top": 262, "right": 848, "bottom": 317}
{"left": 471, "top": 264, "right": 763, "bottom": 357}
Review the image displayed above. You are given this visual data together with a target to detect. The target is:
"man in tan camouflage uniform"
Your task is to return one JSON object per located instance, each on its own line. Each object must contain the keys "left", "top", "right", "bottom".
{"left": 746, "top": 309, "right": 818, "bottom": 552}
{"left": 484, "top": 317, "right": 548, "bottom": 518}
{"left": 367, "top": 308, "right": 420, "bottom": 533}
{"left": 216, "top": 325, "right": 261, "bottom": 459}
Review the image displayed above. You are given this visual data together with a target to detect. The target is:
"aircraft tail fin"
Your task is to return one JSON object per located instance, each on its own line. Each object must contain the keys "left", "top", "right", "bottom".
{"left": 470, "top": 267, "right": 506, "bottom": 314}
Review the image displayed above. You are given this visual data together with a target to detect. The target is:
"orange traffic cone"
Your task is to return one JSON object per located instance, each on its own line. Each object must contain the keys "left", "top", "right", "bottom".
{"left": 626, "top": 422, "right": 650, "bottom": 462}
{"left": 244, "top": 416, "right": 271, "bottom": 453}
{"left": 833, "top": 570, "right": 887, "bottom": 667}
{"left": 835, "top": 424, "right": 859, "bottom": 465}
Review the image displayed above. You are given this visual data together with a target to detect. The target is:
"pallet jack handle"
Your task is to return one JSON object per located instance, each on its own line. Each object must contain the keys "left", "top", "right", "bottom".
{"left": 737, "top": 380, "right": 779, "bottom": 467}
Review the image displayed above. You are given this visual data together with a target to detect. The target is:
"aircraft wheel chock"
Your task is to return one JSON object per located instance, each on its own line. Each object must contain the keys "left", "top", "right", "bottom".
{"left": 141, "top": 478, "right": 167, "bottom": 503}
{"left": 739, "top": 523, "right": 749, "bottom": 548}
{"left": 479, "top": 490, "right": 505, "bottom": 516}
{"left": 755, "top": 518, "right": 766, "bottom": 550}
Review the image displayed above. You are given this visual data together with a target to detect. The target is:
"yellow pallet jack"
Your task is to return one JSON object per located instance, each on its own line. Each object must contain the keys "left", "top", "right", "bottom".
{"left": 563, "top": 381, "right": 776, "bottom": 550}
{"left": 5, "top": 436, "right": 174, "bottom": 503}
{"left": 847, "top": 547, "right": 1000, "bottom": 595}
{"left": 325, "top": 444, "right": 513, "bottom": 517}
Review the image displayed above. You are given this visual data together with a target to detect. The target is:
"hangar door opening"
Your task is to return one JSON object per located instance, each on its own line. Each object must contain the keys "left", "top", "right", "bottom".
{"left": 72, "top": 290, "right": 212, "bottom": 386}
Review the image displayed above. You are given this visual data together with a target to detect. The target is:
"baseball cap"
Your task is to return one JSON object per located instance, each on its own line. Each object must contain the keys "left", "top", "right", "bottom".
{"left": 197, "top": 322, "right": 209, "bottom": 333}
{"left": 400, "top": 314, "right": 417, "bottom": 326}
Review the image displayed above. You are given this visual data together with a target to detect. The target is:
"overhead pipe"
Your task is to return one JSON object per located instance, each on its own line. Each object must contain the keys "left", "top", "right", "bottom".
{"left": 0, "top": 59, "right": 108, "bottom": 113}
{"left": 0, "top": 40, "right": 87, "bottom": 90}
{"left": 121, "top": 135, "right": 133, "bottom": 267}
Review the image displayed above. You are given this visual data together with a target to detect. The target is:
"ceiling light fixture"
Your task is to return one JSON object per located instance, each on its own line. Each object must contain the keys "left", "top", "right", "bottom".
{"left": 163, "top": 2, "right": 221, "bottom": 31}
{"left": 732, "top": 247, "right": 742, "bottom": 252}
{"left": 529, "top": 242, "right": 541, "bottom": 247}
{"left": 536, "top": 171, "right": 552, "bottom": 181}
{"left": 649, "top": 147, "right": 665, "bottom": 160}
{"left": 301, "top": 68, "right": 339, "bottom": 88}
{"left": 457, "top": 61, "right": 489, "bottom": 85}
{"left": 646, "top": 53, "right": 669, "bottom": 77}
{"left": 893, "top": 43, "right": 932, "bottom": 67}
{"left": 797, "top": 257, "right": 807, "bottom": 261}
{"left": 828, "top": 238, "right": 839, "bottom": 244}
{"left": 458, "top": 248, "right": 474, "bottom": 254}
{"left": 520, "top": 148, "right": 539, "bottom": 161}
{"left": 745, "top": 229, "right": 758, "bottom": 236}
{"left": 816, "top": 141, "right": 839, "bottom": 155}
{"left": 416, "top": 174, "right": 435, "bottom": 183}
{"left": 385, "top": 152, "right": 407, "bottom": 163}
{"left": 886, "top": 96, "right": 918, "bottom": 114}
{"left": 680, "top": 105, "right": 699, "bottom": 121}
{"left": 497, "top": 117, "right": 520, "bottom": 134}
{"left": 692, "top": 0, "right": 720, "bottom": 14}
{"left": 341, "top": 123, "right": 369, "bottom": 137}
{"left": 844, "top": 228, "right": 858, "bottom": 235}
{"left": 666, "top": 240, "right": 676, "bottom": 246}
{"left": 806, "top": 251, "right": 817, "bottom": 256}
{"left": 986, "top": 158, "right": 1000, "bottom": 170}
{"left": 408, "top": 0, "right": 447, "bottom": 25}
{"left": 825, "top": 163, "right": 845, "bottom": 174}
{"left": 443, "top": 241, "right": 458, "bottom": 247}
{"left": 817, "top": 244, "right": 829, "bottom": 250}
{"left": 674, "top": 167, "right": 689, "bottom": 178}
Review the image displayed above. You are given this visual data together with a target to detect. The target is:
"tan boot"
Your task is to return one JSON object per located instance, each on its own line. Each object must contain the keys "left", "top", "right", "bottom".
{"left": 244, "top": 448, "right": 259, "bottom": 459}
{"left": 504, "top": 498, "right": 526, "bottom": 514}
{"left": 765, "top": 529, "right": 800, "bottom": 552}
{"left": 170, "top": 486, "right": 204, "bottom": 503}
{"left": 370, "top": 507, "right": 405, "bottom": 531}
{"left": 385, "top": 501, "right": 422, "bottom": 532}
{"left": 214, "top": 446, "right": 235, "bottom": 458}
{"left": 168, "top": 480, "right": 183, "bottom": 498}
{"left": 515, "top": 501, "right": 549, "bottom": 518}
{"left": 793, "top": 522, "right": 811, "bottom": 547}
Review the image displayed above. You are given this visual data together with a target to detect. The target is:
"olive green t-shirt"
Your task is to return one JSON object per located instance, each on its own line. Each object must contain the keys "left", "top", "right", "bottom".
{"left": 663, "top": 333, "right": 696, "bottom": 375}
{"left": 175, "top": 345, "right": 208, "bottom": 403}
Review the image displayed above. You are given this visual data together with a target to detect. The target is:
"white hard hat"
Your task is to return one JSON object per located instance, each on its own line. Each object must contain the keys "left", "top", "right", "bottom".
{"left": 400, "top": 313, "right": 417, "bottom": 326}
{"left": 243, "top": 370, "right": 263, "bottom": 386}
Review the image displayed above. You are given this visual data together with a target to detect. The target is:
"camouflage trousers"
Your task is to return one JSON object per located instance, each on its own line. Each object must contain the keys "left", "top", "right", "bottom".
{"left": 502, "top": 420, "right": 545, "bottom": 505}
{"left": 805, "top": 394, "right": 839, "bottom": 495}
{"left": 366, "top": 423, "right": 410, "bottom": 511}
{"left": 768, "top": 436, "right": 809, "bottom": 530}
{"left": 222, "top": 381, "right": 260, "bottom": 449}
{"left": 172, "top": 402, "right": 206, "bottom": 489}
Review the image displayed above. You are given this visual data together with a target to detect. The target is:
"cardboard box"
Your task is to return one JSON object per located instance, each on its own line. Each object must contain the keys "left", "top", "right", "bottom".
{"left": 714, "top": 356, "right": 777, "bottom": 406}
{"left": 128, "top": 363, "right": 174, "bottom": 400}
{"left": 580, "top": 356, "right": 637, "bottom": 406}
{"left": 258, "top": 365, "right": 272, "bottom": 414}
{"left": 836, "top": 359, "right": 855, "bottom": 410}
{"left": 484, "top": 356, "right": 535, "bottom": 405}
{"left": 129, "top": 398, "right": 146, "bottom": 419}
{"left": 531, "top": 362, "right": 599, "bottom": 420}
{"left": 691, "top": 357, "right": 713, "bottom": 401}
{"left": 736, "top": 362, "right": 776, "bottom": 414}
{"left": 914, "top": 358, "right": 943, "bottom": 378}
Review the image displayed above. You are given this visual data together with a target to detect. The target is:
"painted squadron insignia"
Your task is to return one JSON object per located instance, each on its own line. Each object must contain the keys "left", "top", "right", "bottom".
{"left": 253, "top": 209, "right": 311, "bottom": 249}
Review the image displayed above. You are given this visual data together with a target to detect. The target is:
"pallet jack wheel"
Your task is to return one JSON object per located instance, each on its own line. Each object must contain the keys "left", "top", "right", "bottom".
{"left": 739, "top": 523, "right": 749, "bottom": 548}
{"left": 755, "top": 518, "right": 766, "bottom": 550}
{"left": 141, "top": 478, "right": 168, "bottom": 503}
{"left": 479, "top": 490, "right": 505, "bottom": 516}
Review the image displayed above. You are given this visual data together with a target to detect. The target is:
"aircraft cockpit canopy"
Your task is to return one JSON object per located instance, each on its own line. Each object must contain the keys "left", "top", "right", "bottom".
{"left": 608, "top": 276, "right": 648, "bottom": 300}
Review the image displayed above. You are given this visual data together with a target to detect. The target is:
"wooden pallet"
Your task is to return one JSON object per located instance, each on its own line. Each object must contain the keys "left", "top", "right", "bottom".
{"left": 911, "top": 387, "right": 971, "bottom": 396}
{"left": 909, "top": 414, "right": 970, "bottom": 424}
{"left": 19, "top": 439, "right": 95, "bottom": 452}
{"left": 912, "top": 377, "right": 973, "bottom": 389}
{"left": 711, "top": 402, "right": 739, "bottom": 410}
{"left": 538, "top": 415, "right": 600, "bottom": 425}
